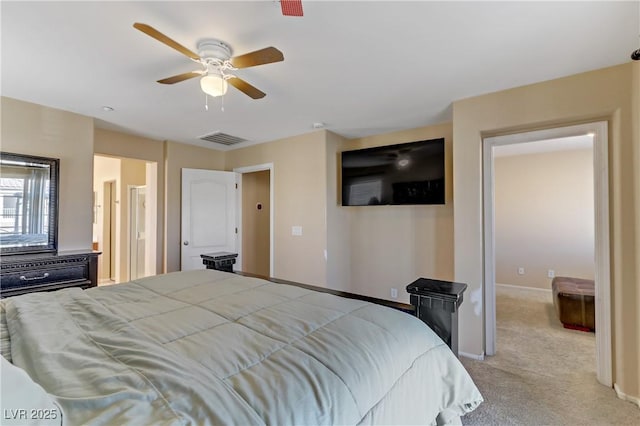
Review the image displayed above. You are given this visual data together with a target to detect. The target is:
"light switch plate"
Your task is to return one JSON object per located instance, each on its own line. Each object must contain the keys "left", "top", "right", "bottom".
{"left": 292, "top": 226, "right": 303, "bottom": 236}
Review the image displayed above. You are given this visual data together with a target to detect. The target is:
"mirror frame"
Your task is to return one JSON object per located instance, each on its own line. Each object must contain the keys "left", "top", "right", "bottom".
{"left": 0, "top": 152, "right": 60, "bottom": 255}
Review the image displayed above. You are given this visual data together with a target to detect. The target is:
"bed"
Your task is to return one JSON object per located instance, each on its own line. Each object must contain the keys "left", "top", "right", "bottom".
{"left": 1, "top": 269, "right": 482, "bottom": 425}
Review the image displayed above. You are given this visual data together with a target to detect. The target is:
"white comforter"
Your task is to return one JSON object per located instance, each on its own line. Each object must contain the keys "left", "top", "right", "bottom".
{"left": 2, "top": 270, "right": 482, "bottom": 425}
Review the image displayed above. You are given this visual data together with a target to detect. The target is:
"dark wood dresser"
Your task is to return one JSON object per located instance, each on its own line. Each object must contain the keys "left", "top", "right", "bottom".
{"left": 0, "top": 250, "right": 100, "bottom": 298}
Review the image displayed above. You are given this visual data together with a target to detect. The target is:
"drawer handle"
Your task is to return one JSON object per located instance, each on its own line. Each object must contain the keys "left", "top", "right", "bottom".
{"left": 20, "top": 273, "right": 50, "bottom": 281}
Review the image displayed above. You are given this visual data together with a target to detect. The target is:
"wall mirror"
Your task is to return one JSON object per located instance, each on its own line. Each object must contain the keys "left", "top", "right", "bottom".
{"left": 0, "top": 152, "right": 59, "bottom": 255}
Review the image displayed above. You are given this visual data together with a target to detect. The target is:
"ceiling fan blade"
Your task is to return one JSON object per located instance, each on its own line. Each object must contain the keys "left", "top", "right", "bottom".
{"left": 230, "top": 47, "right": 284, "bottom": 69}
{"left": 281, "top": 0, "right": 304, "bottom": 17}
{"left": 133, "top": 23, "right": 200, "bottom": 60}
{"left": 157, "top": 71, "right": 202, "bottom": 85}
{"left": 227, "top": 77, "right": 266, "bottom": 99}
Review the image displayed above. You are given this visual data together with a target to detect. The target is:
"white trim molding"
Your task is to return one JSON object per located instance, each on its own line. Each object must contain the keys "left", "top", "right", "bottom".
{"left": 614, "top": 384, "right": 640, "bottom": 409}
{"left": 495, "top": 283, "right": 552, "bottom": 294}
{"left": 459, "top": 351, "right": 485, "bottom": 361}
{"left": 482, "top": 121, "right": 611, "bottom": 387}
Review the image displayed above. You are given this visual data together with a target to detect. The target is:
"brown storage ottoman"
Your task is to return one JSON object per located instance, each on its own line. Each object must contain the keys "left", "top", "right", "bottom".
{"left": 552, "top": 276, "right": 595, "bottom": 331}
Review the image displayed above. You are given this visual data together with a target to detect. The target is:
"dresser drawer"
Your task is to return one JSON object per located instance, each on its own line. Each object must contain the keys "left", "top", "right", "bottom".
{"left": 0, "top": 251, "right": 100, "bottom": 298}
{"left": 1, "top": 264, "right": 87, "bottom": 290}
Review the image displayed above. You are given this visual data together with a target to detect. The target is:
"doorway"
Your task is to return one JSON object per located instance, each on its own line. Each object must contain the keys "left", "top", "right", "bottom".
{"left": 241, "top": 170, "right": 271, "bottom": 277}
{"left": 94, "top": 155, "right": 158, "bottom": 284}
{"left": 234, "top": 163, "right": 274, "bottom": 277}
{"left": 483, "top": 121, "right": 611, "bottom": 387}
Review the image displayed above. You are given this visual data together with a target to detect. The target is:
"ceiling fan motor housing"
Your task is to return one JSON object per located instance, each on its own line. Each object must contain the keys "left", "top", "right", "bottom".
{"left": 198, "top": 40, "right": 232, "bottom": 62}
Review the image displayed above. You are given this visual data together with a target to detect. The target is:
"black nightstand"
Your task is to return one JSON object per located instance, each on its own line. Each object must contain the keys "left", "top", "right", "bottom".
{"left": 200, "top": 252, "right": 238, "bottom": 272}
{"left": 406, "top": 278, "right": 467, "bottom": 357}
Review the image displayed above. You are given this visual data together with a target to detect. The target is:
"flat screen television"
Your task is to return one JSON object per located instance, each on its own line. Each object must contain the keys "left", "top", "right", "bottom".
{"left": 341, "top": 138, "right": 445, "bottom": 206}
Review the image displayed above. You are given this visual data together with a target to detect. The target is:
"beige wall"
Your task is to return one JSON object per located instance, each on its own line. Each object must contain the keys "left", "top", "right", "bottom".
{"left": 225, "top": 131, "right": 328, "bottom": 287}
{"left": 241, "top": 170, "right": 270, "bottom": 276}
{"left": 226, "top": 124, "right": 455, "bottom": 302}
{"left": 325, "top": 131, "right": 351, "bottom": 292}
{"left": 1, "top": 97, "right": 94, "bottom": 252}
{"left": 94, "top": 129, "right": 165, "bottom": 274}
{"left": 164, "top": 141, "right": 225, "bottom": 272}
{"left": 495, "top": 148, "right": 595, "bottom": 289}
{"left": 453, "top": 63, "right": 639, "bottom": 400}
{"left": 340, "top": 123, "right": 455, "bottom": 302}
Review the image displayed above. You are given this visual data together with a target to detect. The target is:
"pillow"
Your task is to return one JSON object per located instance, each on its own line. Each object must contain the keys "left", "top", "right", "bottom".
{"left": 0, "top": 356, "right": 62, "bottom": 425}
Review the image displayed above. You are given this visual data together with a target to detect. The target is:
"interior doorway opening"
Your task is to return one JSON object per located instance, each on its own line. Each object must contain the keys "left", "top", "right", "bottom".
{"left": 234, "top": 163, "right": 274, "bottom": 278}
{"left": 241, "top": 170, "right": 271, "bottom": 277}
{"left": 94, "top": 155, "right": 158, "bottom": 284}
{"left": 483, "top": 121, "right": 611, "bottom": 387}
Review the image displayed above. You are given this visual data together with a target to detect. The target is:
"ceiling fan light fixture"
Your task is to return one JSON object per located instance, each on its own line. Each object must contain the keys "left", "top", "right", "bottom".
{"left": 200, "top": 73, "right": 228, "bottom": 97}
{"left": 133, "top": 23, "right": 283, "bottom": 99}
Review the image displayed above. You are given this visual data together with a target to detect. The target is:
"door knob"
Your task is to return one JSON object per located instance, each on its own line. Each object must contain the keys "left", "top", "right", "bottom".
{"left": 183, "top": 241, "right": 189, "bottom": 246}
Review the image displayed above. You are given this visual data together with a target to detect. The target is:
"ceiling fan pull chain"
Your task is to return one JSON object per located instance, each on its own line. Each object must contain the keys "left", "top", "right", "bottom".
{"left": 205, "top": 93, "right": 209, "bottom": 111}
{"left": 221, "top": 93, "right": 225, "bottom": 112}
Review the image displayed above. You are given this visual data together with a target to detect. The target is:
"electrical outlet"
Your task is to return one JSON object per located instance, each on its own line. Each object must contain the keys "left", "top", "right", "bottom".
{"left": 518, "top": 267, "right": 525, "bottom": 275}
{"left": 548, "top": 269, "right": 555, "bottom": 278}
{"left": 291, "top": 226, "right": 303, "bottom": 236}
{"left": 390, "top": 288, "right": 398, "bottom": 299}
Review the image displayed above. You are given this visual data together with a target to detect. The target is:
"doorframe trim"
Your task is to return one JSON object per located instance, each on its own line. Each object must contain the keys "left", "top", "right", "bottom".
{"left": 102, "top": 179, "right": 117, "bottom": 282}
{"left": 482, "top": 121, "right": 611, "bottom": 387}
{"left": 127, "top": 185, "right": 146, "bottom": 282}
{"left": 233, "top": 163, "right": 275, "bottom": 277}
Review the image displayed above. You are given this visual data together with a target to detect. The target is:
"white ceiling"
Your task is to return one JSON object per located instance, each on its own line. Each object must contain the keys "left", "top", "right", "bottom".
{"left": 1, "top": 1, "right": 638, "bottom": 151}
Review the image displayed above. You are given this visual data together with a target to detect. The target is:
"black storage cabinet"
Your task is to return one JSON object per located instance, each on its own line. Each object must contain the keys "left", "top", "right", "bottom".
{"left": 200, "top": 252, "right": 238, "bottom": 272}
{"left": 406, "top": 278, "right": 467, "bottom": 357}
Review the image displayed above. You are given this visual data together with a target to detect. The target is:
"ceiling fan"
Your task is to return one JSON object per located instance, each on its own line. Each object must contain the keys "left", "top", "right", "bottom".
{"left": 133, "top": 23, "right": 284, "bottom": 100}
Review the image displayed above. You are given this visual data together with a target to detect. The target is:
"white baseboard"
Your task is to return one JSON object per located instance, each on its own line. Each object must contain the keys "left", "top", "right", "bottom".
{"left": 614, "top": 383, "right": 640, "bottom": 409}
{"left": 496, "top": 283, "right": 552, "bottom": 293}
{"left": 459, "top": 351, "right": 485, "bottom": 361}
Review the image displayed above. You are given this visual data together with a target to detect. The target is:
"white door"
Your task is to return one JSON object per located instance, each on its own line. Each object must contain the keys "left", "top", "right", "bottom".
{"left": 181, "top": 168, "right": 238, "bottom": 271}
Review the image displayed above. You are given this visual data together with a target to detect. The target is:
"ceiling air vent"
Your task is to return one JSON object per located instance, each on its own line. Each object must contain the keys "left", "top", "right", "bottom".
{"left": 199, "top": 132, "right": 247, "bottom": 146}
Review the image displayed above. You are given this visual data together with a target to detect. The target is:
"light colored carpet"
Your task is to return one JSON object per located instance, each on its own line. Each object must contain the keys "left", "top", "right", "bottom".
{"left": 460, "top": 286, "right": 639, "bottom": 425}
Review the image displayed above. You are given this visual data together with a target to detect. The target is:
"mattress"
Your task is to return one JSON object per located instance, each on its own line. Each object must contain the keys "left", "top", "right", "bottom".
{"left": 1, "top": 269, "right": 482, "bottom": 425}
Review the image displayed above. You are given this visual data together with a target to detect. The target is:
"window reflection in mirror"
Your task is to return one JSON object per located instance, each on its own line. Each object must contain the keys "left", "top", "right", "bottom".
{"left": 0, "top": 153, "right": 59, "bottom": 254}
